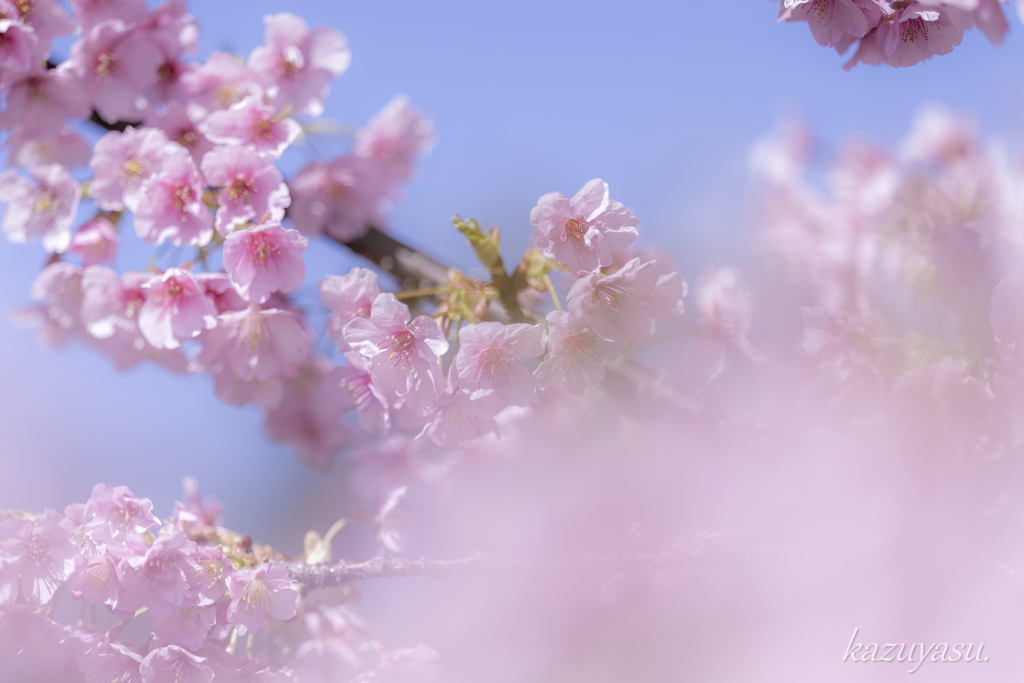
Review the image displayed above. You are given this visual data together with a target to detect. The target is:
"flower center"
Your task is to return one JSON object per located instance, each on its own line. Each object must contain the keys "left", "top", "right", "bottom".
{"left": 249, "top": 232, "right": 281, "bottom": 267}
{"left": 563, "top": 215, "right": 589, "bottom": 247}
{"left": 228, "top": 174, "right": 255, "bottom": 202}
{"left": 94, "top": 49, "right": 117, "bottom": 81}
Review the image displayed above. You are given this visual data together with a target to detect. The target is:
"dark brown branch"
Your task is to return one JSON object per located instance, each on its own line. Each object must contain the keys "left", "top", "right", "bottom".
{"left": 88, "top": 110, "right": 141, "bottom": 133}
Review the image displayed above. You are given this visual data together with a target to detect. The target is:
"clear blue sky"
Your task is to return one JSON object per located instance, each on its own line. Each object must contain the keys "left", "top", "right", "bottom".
{"left": 1, "top": 0, "right": 1022, "bottom": 548}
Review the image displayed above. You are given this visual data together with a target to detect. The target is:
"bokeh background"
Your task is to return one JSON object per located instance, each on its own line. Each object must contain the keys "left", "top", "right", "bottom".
{"left": 3, "top": 2, "right": 1024, "bottom": 681}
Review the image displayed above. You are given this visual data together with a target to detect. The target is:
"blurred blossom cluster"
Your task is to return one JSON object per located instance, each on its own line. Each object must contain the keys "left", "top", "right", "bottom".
{"left": 777, "top": 0, "right": 1023, "bottom": 67}
{"left": 0, "top": 479, "right": 438, "bottom": 682}
{"left": 4, "top": 1, "right": 1024, "bottom": 680}
{"left": 751, "top": 104, "right": 1024, "bottom": 442}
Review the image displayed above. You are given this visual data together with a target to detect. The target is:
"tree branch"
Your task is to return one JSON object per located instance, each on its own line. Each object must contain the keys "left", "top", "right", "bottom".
{"left": 284, "top": 550, "right": 690, "bottom": 588}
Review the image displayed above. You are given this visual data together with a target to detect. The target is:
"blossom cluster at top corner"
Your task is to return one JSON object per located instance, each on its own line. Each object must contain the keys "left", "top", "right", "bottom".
{"left": 777, "top": 0, "right": 1020, "bottom": 69}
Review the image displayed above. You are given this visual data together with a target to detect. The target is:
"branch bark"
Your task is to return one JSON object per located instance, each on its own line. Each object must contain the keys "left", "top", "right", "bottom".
{"left": 284, "top": 551, "right": 687, "bottom": 588}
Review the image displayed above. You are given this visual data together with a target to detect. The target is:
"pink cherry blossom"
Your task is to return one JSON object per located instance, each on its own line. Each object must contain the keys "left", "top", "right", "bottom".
{"left": 66, "top": 552, "right": 120, "bottom": 604}
{"left": 0, "top": 603, "right": 67, "bottom": 667}
{"left": 454, "top": 322, "right": 546, "bottom": 416}
{"left": 531, "top": 178, "right": 639, "bottom": 275}
{"left": 173, "top": 478, "right": 225, "bottom": 536}
{"left": 139, "top": 645, "right": 214, "bottom": 683}
{"left": 354, "top": 95, "right": 436, "bottom": 183}
{"left": 8, "top": 127, "right": 91, "bottom": 168}
{"left": 566, "top": 257, "right": 662, "bottom": 343}
{"left": 222, "top": 221, "right": 308, "bottom": 304}
{"left": 69, "top": 219, "right": 119, "bottom": 266}
{"left": 0, "top": 510, "right": 77, "bottom": 604}
{"left": 17, "top": 261, "right": 85, "bottom": 348}
{"left": 264, "top": 367, "right": 355, "bottom": 471}
{"left": 195, "top": 272, "right": 247, "bottom": 314}
{"left": 0, "top": 164, "right": 81, "bottom": 253}
{"left": 63, "top": 20, "right": 163, "bottom": 123}
{"left": 80, "top": 267, "right": 147, "bottom": 342}
{"left": 876, "top": 5, "right": 966, "bottom": 68}
{"left": 342, "top": 294, "right": 449, "bottom": 412}
{"left": 134, "top": 147, "right": 214, "bottom": 246}
{"left": 0, "top": 68, "right": 89, "bottom": 138}
{"left": 418, "top": 385, "right": 498, "bottom": 447}
{"left": 140, "top": 4, "right": 199, "bottom": 106}
{"left": 144, "top": 102, "right": 215, "bottom": 162}
{"left": 319, "top": 268, "right": 381, "bottom": 351}
{"left": 226, "top": 563, "right": 298, "bottom": 635}
{"left": 138, "top": 268, "right": 217, "bottom": 350}
{"left": 198, "top": 306, "right": 310, "bottom": 383}
{"left": 11, "top": 0, "right": 73, "bottom": 53}
{"left": 200, "top": 95, "right": 302, "bottom": 159}
{"left": 179, "top": 49, "right": 262, "bottom": 114}
{"left": 76, "top": 483, "right": 160, "bottom": 552}
{"left": 535, "top": 311, "right": 619, "bottom": 397}
{"left": 149, "top": 600, "right": 218, "bottom": 650}
{"left": 201, "top": 145, "right": 291, "bottom": 234}
{"left": 69, "top": 0, "right": 148, "bottom": 31}
{"left": 287, "top": 155, "right": 388, "bottom": 239}
{"left": 0, "top": 19, "right": 36, "bottom": 89}
{"left": 327, "top": 352, "right": 390, "bottom": 436}
{"left": 246, "top": 12, "right": 351, "bottom": 116}
{"left": 89, "top": 127, "right": 175, "bottom": 212}
{"left": 116, "top": 530, "right": 196, "bottom": 614}
{"left": 78, "top": 643, "right": 144, "bottom": 683}
{"left": 694, "top": 267, "right": 762, "bottom": 379}
{"left": 778, "top": 0, "right": 881, "bottom": 49}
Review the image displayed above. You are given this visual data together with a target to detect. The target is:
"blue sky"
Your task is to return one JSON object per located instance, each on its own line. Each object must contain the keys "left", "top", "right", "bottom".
{"left": 1, "top": 0, "right": 1022, "bottom": 551}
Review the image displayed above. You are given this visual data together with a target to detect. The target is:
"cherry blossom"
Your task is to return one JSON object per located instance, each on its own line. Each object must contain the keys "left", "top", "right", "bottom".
{"left": 531, "top": 178, "right": 639, "bottom": 275}
{"left": 8, "top": 127, "right": 91, "bottom": 168}
{"left": 179, "top": 49, "right": 262, "bottom": 114}
{"left": 287, "top": 155, "right": 387, "bottom": 239}
{"left": 144, "top": 103, "right": 215, "bottom": 163}
{"left": 319, "top": 268, "right": 381, "bottom": 351}
{"left": 222, "top": 221, "right": 308, "bottom": 303}
{"left": 354, "top": 95, "right": 436, "bottom": 183}
{"left": 202, "top": 145, "right": 291, "bottom": 234}
{"left": 138, "top": 267, "right": 217, "bottom": 350}
{"left": 226, "top": 563, "right": 298, "bottom": 635}
{"left": 10, "top": 0, "right": 73, "bottom": 55}
{"left": 343, "top": 294, "right": 449, "bottom": 412}
{"left": 0, "top": 19, "right": 36, "bottom": 89}
{"left": 62, "top": 19, "right": 163, "bottom": 123}
{"left": 535, "top": 311, "right": 619, "bottom": 396}
{"left": 89, "top": 127, "right": 175, "bottom": 212}
{"left": 69, "top": 0, "right": 148, "bottom": 32}
{"left": 69, "top": 219, "right": 119, "bottom": 266}
{"left": 454, "top": 321, "right": 546, "bottom": 416}
{"left": 198, "top": 305, "right": 310, "bottom": 384}
{"left": 567, "top": 258, "right": 664, "bottom": 343}
{"left": 0, "top": 163, "right": 80, "bottom": 253}
{"left": 328, "top": 352, "right": 390, "bottom": 436}
{"left": 200, "top": 95, "right": 302, "bottom": 159}
{"left": 139, "top": 645, "right": 214, "bottom": 683}
{"left": 246, "top": 12, "right": 351, "bottom": 116}
{"left": 134, "top": 147, "right": 213, "bottom": 246}
{"left": 0, "top": 68, "right": 89, "bottom": 138}
{"left": 0, "top": 510, "right": 77, "bottom": 604}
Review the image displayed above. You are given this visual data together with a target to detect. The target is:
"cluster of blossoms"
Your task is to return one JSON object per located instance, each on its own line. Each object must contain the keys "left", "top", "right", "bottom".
{"left": 750, "top": 105, "right": 1024, "bottom": 450}
{"left": 0, "top": 481, "right": 437, "bottom": 682}
{"left": 777, "top": 0, "right": 1022, "bottom": 68}
{"left": 0, "top": 1, "right": 687, "bottom": 514}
